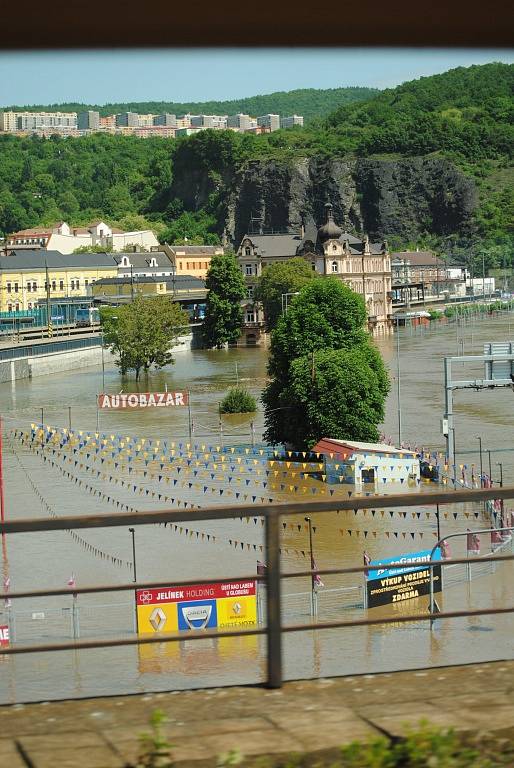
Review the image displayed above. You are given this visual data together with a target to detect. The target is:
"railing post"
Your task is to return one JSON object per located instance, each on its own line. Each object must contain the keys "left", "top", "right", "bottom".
{"left": 265, "top": 511, "right": 282, "bottom": 688}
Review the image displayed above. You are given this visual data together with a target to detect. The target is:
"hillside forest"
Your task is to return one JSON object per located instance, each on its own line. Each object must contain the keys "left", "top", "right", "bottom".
{"left": 0, "top": 64, "right": 512, "bottom": 269}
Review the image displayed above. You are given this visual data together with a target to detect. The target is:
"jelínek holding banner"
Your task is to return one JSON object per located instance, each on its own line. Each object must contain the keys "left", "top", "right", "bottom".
{"left": 98, "top": 392, "right": 188, "bottom": 409}
{"left": 136, "top": 581, "right": 257, "bottom": 634}
{"left": 366, "top": 548, "right": 442, "bottom": 608}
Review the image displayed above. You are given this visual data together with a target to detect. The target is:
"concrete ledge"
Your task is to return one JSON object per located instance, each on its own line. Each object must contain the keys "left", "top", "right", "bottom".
{"left": 2, "top": 660, "right": 514, "bottom": 767}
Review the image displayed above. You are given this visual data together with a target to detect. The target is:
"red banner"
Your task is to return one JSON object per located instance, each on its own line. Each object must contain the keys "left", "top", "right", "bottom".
{"left": 0, "top": 625, "right": 9, "bottom": 647}
{"left": 97, "top": 392, "right": 188, "bottom": 409}
{"left": 136, "top": 581, "right": 256, "bottom": 606}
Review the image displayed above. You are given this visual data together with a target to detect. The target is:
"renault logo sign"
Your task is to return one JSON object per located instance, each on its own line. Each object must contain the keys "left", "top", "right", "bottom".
{"left": 149, "top": 607, "right": 167, "bottom": 631}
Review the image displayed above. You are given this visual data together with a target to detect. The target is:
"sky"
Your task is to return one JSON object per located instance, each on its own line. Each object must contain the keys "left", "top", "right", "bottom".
{"left": 0, "top": 49, "right": 512, "bottom": 106}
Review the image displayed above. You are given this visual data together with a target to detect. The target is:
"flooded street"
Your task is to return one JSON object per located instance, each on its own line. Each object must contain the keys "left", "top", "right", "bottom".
{"left": 1, "top": 312, "right": 513, "bottom": 703}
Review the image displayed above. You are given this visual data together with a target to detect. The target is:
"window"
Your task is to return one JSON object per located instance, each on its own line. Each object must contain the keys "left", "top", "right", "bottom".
{"left": 60, "top": 280, "right": 64, "bottom": 290}
{"left": 15, "top": 303, "right": 19, "bottom": 311}
{"left": 52, "top": 280, "right": 56, "bottom": 290}
{"left": 70, "top": 280, "right": 75, "bottom": 290}
{"left": 245, "top": 264, "right": 253, "bottom": 276}
{"left": 245, "top": 247, "right": 251, "bottom": 256}
{"left": 75, "top": 279, "right": 80, "bottom": 289}
{"left": 245, "top": 310, "right": 255, "bottom": 323}
{"left": 84, "top": 279, "right": 89, "bottom": 287}
{"left": 28, "top": 302, "right": 32, "bottom": 309}
{"left": 32, "top": 282, "right": 37, "bottom": 291}
{"left": 247, "top": 286, "right": 254, "bottom": 299}
{"left": 6, "top": 283, "right": 11, "bottom": 293}
{"left": 27, "top": 282, "right": 31, "bottom": 293}
{"left": 14, "top": 282, "right": 19, "bottom": 292}
{"left": 7, "top": 304, "right": 12, "bottom": 312}
{"left": 331, "top": 261, "right": 338, "bottom": 273}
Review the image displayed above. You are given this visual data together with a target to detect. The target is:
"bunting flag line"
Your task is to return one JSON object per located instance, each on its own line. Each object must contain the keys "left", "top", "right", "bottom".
{"left": 8, "top": 437, "right": 133, "bottom": 570}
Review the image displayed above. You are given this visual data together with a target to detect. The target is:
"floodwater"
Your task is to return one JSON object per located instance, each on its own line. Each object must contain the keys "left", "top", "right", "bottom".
{"left": 0, "top": 312, "right": 513, "bottom": 703}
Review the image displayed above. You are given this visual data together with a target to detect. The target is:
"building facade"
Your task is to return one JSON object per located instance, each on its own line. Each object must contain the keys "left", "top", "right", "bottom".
{"left": 7, "top": 221, "right": 159, "bottom": 254}
{"left": 280, "top": 115, "right": 304, "bottom": 128}
{"left": 236, "top": 204, "right": 393, "bottom": 337}
{"left": 256, "top": 114, "right": 280, "bottom": 131}
{"left": 78, "top": 111, "right": 100, "bottom": 131}
{"left": 163, "top": 244, "right": 224, "bottom": 279}
{"left": 0, "top": 251, "right": 118, "bottom": 313}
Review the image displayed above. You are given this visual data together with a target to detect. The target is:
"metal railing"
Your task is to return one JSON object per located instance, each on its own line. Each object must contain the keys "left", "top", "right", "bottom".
{"left": 0, "top": 334, "right": 101, "bottom": 361}
{"left": 1, "top": 484, "right": 514, "bottom": 689}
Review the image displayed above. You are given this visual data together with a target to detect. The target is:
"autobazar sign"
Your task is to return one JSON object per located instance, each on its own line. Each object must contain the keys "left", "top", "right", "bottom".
{"left": 97, "top": 392, "right": 188, "bottom": 409}
{"left": 136, "top": 581, "right": 257, "bottom": 634}
{"left": 367, "top": 548, "right": 442, "bottom": 608}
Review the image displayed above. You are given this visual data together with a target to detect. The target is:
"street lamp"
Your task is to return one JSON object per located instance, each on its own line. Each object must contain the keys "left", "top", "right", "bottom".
{"left": 129, "top": 528, "right": 137, "bottom": 583}
{"left": 396, "top": 319, "right": 402, "bottom": 446}
{"left": 475, "top": 436, "right": 483, "bottom": 488}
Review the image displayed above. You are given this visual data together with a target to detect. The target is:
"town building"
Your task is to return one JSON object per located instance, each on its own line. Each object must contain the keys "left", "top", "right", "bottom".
{"left": 280, "top": 115, "right": 304, "bottom": 129}
{"left": 391, "top": 251, "right": 467, "bottom": 305}
{"left": 163, "top": 244, "right": 224, "bottom": 279}
{"left": 257, "top": 114, "right": 280, "bottom": 131}
{"left": 227, "top": 114, "right": 257, "bottom": 131}
{"left": 311, "top": 438, "right": 420, "bottom": 487}
{"left": 0, "top": 111, "right": 77, "bottom": 133}
{"left": 190, "top": 115, "right": 228, "bottom": 129}
{"left": 90, "top": 274, "right": 207, "bottom": 321}
{"left": 0, "top": 111, "right": 17, "bottom": 132}
{"left": 99, "top": 115, "right": 116, "bottom": 132}
{"left": 0, "top": 251, "right": 118, "bottom": 313}
{"left": 78, "top": 111, "right": 100, "bottom": 131}
{"left": 113, "top": 251, "right": 176, "bottom": 279}
{"left": 116, "top": 112, "right": 139, "bottom": 128}
{"left": 153, "top": 114, "right": 177, "bottom": 127}
{"left": 6, "top": 221, "right": 159, "bottom": 254}
{"left": 133, "top": 126, "right": 176, "bottom": 138}
{"left": 237, "top": 203, "right": 393, "bottom": 338}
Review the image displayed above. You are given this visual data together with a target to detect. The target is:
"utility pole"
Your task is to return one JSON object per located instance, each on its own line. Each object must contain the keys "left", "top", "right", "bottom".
{"left": 130, "top": 265, "right": 134, "bottom": 301}
{"left": 305, "top": 516, "right": 315, "bottom": 616}
{"left": 45, "top": 260, "right": 52, "bottom": 337}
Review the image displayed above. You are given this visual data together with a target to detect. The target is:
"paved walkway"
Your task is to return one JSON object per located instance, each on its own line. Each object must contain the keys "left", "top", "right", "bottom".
{"left": 2, "top": 660, "right": 514, "bottom": 767}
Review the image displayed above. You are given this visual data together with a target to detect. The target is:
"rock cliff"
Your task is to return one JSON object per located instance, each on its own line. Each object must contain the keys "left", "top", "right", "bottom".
{"left": 171, "top": 155, "right": 478, "bottom": 246}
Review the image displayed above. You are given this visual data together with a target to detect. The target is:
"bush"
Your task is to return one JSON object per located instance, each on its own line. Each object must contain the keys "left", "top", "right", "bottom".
{"left": 220, "top": 387, "right": 257, "bottom": 414}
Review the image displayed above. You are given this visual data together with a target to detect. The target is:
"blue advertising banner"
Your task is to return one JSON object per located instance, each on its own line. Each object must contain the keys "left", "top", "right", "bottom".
{"left": 177, "top": 599, "right": 217, "bottom": 630}
{"left": 368, "top": 548, "right": 442, "bottom": 581}
{"left": 366, "top": 548, "right": 442, "bottom": 608}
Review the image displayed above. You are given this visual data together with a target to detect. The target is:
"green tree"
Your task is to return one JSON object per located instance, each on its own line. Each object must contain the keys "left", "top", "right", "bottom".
{"left": 203, "top": 252, "right": 246, "bottom": 348}
{"left": 254, "top": 257, "right": 315, "bottom": 330}
{"left": 102, "top": 296, "right": 188, "bottom": 380}
{"left": 262, "top": 278, "right": 389, "bottom": 449}
{"left": 219, "top": 387, "right": 257, "bottom": 414}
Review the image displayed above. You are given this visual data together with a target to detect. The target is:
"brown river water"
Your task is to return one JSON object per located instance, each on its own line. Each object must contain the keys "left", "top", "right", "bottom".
{"left": 0, "top": 312, "right": 513, "bottom": 703}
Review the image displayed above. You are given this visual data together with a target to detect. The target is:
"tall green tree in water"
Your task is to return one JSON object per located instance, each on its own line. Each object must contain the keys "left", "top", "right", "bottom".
{"left": 262, "top": 278, "right": 389, "bottom": 449}
{"left": 203, "top": 252, "right": 246, "bottom": 348}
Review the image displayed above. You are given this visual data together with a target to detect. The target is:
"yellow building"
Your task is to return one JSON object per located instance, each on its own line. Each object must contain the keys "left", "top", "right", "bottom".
{"left": 163, "top": 244, "right": 224, "bottom": 280}
{"left": 0, "top": 251, "right": 118, "bottom": 313}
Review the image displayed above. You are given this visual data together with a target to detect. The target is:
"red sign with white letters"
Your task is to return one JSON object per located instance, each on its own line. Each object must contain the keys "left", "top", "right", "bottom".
{"left": 136, "top": 581, "right": 256, "bottom": 606}
{"left": 97, "top": 392, "right": 188, "bottom": 409}
{"left": 0, "top": 625, "right": 9, "bottom": 647}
